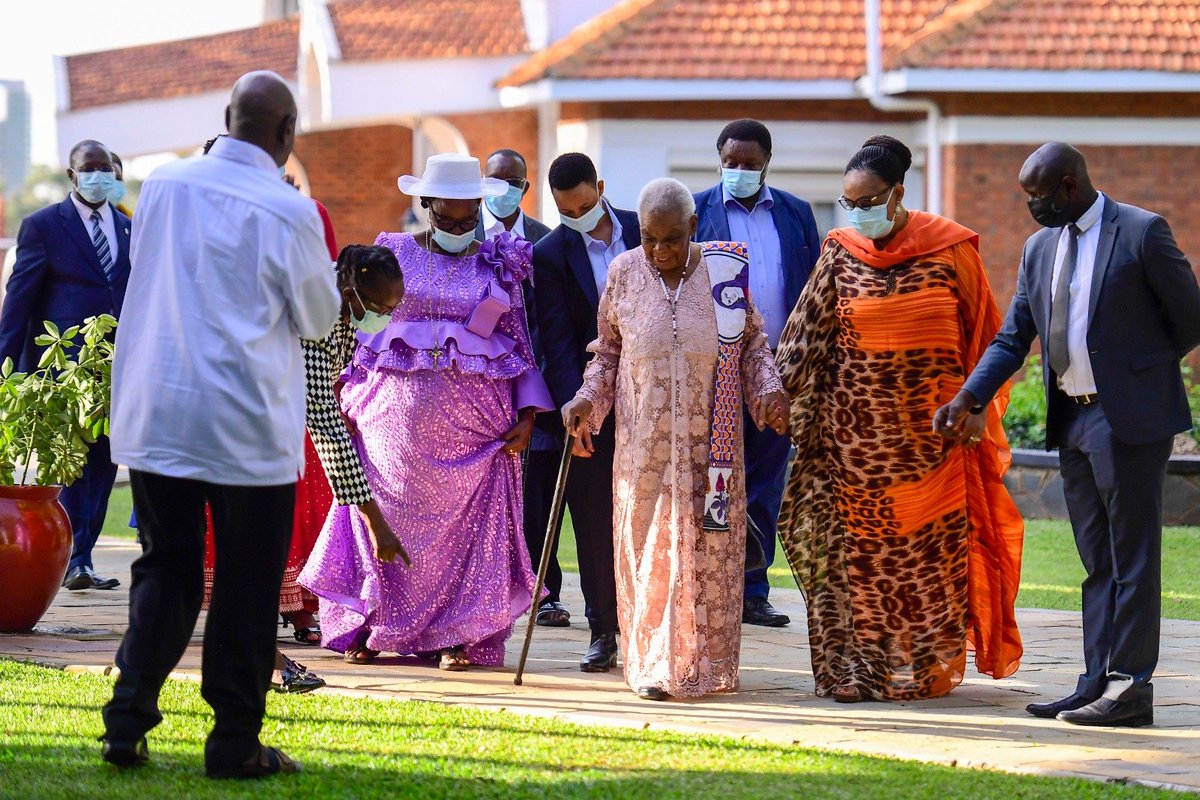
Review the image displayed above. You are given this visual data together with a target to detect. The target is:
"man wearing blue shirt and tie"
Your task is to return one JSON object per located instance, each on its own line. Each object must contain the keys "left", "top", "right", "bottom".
{"left": 694, "top": 119, "right": 820, "bottom": 627}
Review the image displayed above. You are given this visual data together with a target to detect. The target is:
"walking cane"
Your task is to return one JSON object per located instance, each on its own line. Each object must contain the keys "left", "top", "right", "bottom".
{"left": 514, "top": 428, "right": 576, "bottom": 686}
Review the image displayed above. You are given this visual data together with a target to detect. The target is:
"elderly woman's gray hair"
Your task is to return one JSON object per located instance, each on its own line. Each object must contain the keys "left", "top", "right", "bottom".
{"left": 637, "top": 178, "right": 696, "bottom": 222}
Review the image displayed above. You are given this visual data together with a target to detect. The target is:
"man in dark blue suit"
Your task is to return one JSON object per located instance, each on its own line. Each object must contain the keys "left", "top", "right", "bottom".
{"left": 936, "top": 143, "right": 1200, "bottom": 727}
{"left": 532, "top": 152, "right": 640, "bottom": 672}
{"left": 0, "top": 139, "right": 131, "bottom": 591}
{"left": 694, "top": 119, "right": 820, "bottom": 627}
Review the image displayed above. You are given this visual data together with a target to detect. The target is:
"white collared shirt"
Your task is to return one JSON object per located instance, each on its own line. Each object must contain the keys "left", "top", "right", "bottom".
{"left": 481, "top": 204, "right": 526, "bottom": 241}
{"left": 582, "top": 199, "right": 626, "bottom": 298}
{"left": 110, "top": 136, "right": 340, "bottom": 486}
{"left": 70, "top": 192, "right": 118, "bottom": 268}
{"left": 1049, "top": 192, "right": 1106, "bottom": 397}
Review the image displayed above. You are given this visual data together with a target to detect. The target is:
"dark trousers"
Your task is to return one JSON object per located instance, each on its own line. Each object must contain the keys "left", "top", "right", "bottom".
{"left": 1059, "top": 403, "right": 1171, "bottom": 697}
{"left": 742, "top": 410, "right": 792, "bottom": 601}
{"left": 565, "top": 416, "right": 619, "bottom": 634}
{"left": 60, "top": 435, "right": 119, "bottom": 571}
{"left": 523, "top": 446, "right": 563, "bottom": 604}
{"left": 102, "top": 470, "right": 295, "bottom": 767}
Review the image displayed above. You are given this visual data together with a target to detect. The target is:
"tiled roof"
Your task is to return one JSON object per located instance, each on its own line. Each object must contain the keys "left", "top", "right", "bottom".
{"left": 65, "top": 18, "right": 299, "bottom": 111}
{"left": 328, "top": 0, "right": 529, "bottom": 61}
{"left": 497, "top": 0, "right": 951, "bottom": 87}
{"left": 891, "top": 0, "right": 1200, "bottom": 71}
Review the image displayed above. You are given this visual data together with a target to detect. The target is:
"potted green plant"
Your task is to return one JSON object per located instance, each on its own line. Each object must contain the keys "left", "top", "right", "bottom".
{"left": 0, "top": 314, "right": 117, "bottom": 631}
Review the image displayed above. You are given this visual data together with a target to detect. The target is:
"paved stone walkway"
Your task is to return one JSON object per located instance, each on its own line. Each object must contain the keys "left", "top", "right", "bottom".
{"left": 4, "top": 537, "right": 1200, "bottom": 792}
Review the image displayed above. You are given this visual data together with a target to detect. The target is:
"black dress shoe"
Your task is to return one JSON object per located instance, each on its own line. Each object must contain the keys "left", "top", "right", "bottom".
{"left": 63, "top": 566, "right": 120, "bottom": 590}
{"left": 89, "top": 571, "right": 120, "bottom": 590}
{"left": 580, "top": 632, "right": 618, "bottom": 673}
{"left": 206, "top": 745, "right": 301, "bottom": 780}
{"left": 637, "top": 685, "right": 668, "bottom": 701}
{"left": 1058, "top": 697, "right": 1154, "bottom": 727}
{"left": 100, "top": 736, "right": 149, "bottom": 768}
{"left": 1026, "top": 692, "right": 1095, "bottom": 719}
{"left": 742, "top": 597, "right": 790, "bottom": 627}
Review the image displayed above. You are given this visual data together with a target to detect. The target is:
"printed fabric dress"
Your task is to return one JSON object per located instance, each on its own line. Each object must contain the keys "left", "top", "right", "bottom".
{"left": 300, "top": 231, "right": 553, "bottom": 665}
{"left": 775, "top": 211, "right": 1025, "bottom": 701}
{"left": 576, "top": 245, "right": 783, "bottom": 696}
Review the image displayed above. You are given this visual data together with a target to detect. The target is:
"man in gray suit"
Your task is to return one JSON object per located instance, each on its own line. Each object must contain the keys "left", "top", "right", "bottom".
{"left": 935, "top": 143, "right": 1200, "bottom": 727}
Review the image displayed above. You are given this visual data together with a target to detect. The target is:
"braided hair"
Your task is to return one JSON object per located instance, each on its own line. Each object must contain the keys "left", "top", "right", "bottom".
{"left": 844, "top": 135, "right": 913, "bottom": 185}
{"left": 335, "top": 244, "right": 404, "bottom": 296}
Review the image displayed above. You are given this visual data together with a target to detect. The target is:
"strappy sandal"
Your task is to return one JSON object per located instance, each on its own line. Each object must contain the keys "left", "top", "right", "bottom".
{"left": 271, "top": 655, "right": 326, "bottom": 694}
{"left": 438, "top": 646, "right": 470, "bottom": 671}
{"left": 281, "top": 612, "right": 322, "bottom": 645}
{"left": 343, "top": 644, "right": 379, "bottom": 664}
{"left": 535, "top": 600, "right": 571, "bottom": 628}
{"left": 832, "top": 682, "right": 873, "bottom": 703}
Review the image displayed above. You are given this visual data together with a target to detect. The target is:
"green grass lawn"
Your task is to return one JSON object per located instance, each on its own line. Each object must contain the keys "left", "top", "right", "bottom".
{"left": 0, "top": 660, "right": 1183, "bottom": 800}
{"left": 102, "top": 486, "right": 1200, "bottom": 620}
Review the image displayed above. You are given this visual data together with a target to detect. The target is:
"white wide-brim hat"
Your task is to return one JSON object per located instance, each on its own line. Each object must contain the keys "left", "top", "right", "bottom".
{"left": 397, "top": 153, "right": 508, "bottom": 199}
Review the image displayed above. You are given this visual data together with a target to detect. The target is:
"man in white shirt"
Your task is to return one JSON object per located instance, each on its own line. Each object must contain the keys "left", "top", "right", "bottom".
{"left": 101, "top": 72, "right": 339, "bottom": 779}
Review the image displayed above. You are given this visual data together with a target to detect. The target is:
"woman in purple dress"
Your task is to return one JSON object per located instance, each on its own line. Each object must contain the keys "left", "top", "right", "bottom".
{"left": 301, "top": 154, "right": 553, "bottom": 671}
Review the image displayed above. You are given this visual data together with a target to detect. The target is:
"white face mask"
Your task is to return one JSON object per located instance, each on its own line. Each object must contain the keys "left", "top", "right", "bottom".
{"left": 846, "top": 187, "right": 897, "bottom": 239}
{"left": 431, "top": 226, "right": 476, "bottom": 254}
{"left": 560, "top": 198, "right": 606, "bottom": 234}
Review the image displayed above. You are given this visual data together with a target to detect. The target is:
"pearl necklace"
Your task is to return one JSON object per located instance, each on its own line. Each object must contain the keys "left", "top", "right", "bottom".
{"left": 657, "top": 245, "right": 696, "bottom": 349}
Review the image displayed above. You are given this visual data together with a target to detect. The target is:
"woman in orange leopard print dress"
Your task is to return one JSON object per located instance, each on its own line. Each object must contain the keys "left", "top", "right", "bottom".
{"left": 776, "top": 136, "right": 1025, "bottom": 702}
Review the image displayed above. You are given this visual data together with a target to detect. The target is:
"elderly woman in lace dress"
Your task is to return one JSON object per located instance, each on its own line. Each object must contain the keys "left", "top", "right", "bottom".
{"left": 563, "top": 178, "right": 788, "bottom": 701}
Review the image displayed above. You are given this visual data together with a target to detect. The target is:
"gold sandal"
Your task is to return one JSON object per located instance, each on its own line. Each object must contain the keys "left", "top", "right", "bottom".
{"left": 438, "top": 646, "right": 470, "bottom": 671}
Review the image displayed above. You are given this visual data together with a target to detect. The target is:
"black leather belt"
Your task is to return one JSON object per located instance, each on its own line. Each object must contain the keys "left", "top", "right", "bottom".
{"left": 1067, "top": 393, "right": 1099, "bottom": 406}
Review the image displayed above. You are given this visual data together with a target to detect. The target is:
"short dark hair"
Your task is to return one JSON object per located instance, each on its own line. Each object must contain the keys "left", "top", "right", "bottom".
{"left": 335, "top": 244, "right": 404, "bottom": 295}
{"left": 488, "top": 148, "right": 527, "bottom": 169}
{"left": 111, "top": 153, "right": 123, "bottom": 169}
{"left": 548, "top": 152, "right": 598, "bottom": 191}
{"left": 716, "top": 119, "right": 771, "bottom": 155}
{"left": 68, "top": 139, "right": 110, "bottom": 168}
{"left": 845, "top": 135, "right": 913, "bottom": 185}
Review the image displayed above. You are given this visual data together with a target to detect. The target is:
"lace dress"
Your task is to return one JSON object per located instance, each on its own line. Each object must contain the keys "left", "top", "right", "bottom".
{"left": 576, "top": 246, "right": 782, "bottom": 696}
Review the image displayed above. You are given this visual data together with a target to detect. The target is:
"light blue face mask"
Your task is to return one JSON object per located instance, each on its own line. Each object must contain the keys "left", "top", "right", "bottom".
{"left": 106, "top": 179, "right": 127, "bottom": 206}
{"left": 721, "top": 167, "right": 765, "bottom": 199}
{"left": 846, "top": 187, "right": 897, "bottom": 240}
{"left": 560, "top": 198, "right": 606, "bottom": 234}
{"left": 277, "top": 164, "right": 287, "bottom": 178}
{"left": 432, "top": 225, "right": 477, "bottom": 254}
{"left": 349, "top": 285, "right": 393, "bottom": 334}
{"left": 485, "top": 184, "right": 524, "bottom": 219}
{"left": 76, "top": 170, "right": 118, "bottom": 204}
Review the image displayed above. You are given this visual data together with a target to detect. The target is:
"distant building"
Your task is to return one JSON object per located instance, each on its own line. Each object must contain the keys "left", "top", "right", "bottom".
{"left": 0, "top": 80, "right": 32, "bottom": 198}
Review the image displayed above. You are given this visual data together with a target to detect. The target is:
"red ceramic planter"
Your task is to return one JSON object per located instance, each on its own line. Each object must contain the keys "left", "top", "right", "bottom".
{"left": 0, "top": 484, "right": 72, "bottom": 632}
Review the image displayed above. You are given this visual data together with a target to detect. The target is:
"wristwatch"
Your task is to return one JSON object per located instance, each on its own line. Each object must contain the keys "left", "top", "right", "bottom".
{"left": 969, "top": 404, "right": 985, "bottom": 415}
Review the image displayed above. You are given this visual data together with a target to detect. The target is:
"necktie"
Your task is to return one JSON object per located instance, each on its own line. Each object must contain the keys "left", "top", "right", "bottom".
{"left": 1047, "top": 223, "right": 1081, "bottom": 378}
{"left": 90, "top": 210, "right": 114, "bottom": 283}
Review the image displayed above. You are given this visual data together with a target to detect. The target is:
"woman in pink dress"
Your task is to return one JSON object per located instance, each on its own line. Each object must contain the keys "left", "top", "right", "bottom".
{"left": 564, "top": 178, "right": 789, "bottom": 700}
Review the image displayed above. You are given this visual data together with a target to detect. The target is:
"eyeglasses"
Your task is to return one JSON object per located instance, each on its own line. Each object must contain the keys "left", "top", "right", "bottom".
{"left": 837, "top": 185, "right": 895, "bottom": 211}
{"left": 428, "top": 208, "right": 480, "bottom": 235}
{"left": 499, "top": 178, "right": 527, "bottom": 190}
{"left": 353, "top": 284, "right": 400, "bottom": 316}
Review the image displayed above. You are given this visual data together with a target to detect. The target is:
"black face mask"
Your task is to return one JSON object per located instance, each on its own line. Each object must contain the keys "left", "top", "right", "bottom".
{"left": 1027, "top": 182, "right": 1072, "bottom": 228}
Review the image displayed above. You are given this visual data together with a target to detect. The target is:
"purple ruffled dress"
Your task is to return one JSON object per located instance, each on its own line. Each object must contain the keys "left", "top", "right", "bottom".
{"left": 299, "top": 231, "right": 553, "bottom": 665}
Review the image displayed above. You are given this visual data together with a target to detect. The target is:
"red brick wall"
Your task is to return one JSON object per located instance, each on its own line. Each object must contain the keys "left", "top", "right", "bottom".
{"left": 443, "top": 108, "right": 541, "bottom": 218}
{"left": 946, "top": 143, "right": 1200, "bottom": 369}
{"left": 294, "top": 124, "right": 414, "bottom": 249}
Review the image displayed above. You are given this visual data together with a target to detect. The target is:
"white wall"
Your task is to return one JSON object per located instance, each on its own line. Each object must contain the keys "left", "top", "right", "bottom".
{"left": 323, "top": 57, "right": 526, "bottom": 124}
